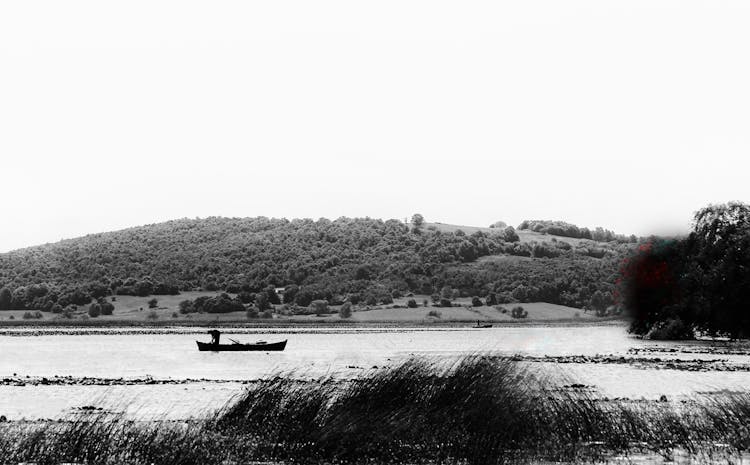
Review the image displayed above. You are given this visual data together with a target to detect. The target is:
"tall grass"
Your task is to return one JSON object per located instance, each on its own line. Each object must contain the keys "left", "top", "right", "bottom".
{"left": 2, "top": 356, "right": 750, "bottom": 464}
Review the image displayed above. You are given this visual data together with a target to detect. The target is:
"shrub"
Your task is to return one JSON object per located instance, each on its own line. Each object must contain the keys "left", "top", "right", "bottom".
{"left": 439, "top": 298, "right": 452, "bottom": 308}
{"left": 22, "top": 311, "right": 42, "bottom": 320}
{"left": 423, "top": 299, "right": 429, "bottom": 307}
{"left": 99, "top": 301, "right": 114, "bottom": 315}
{"left": 311, "top": 300, "right": 329, "bottom": 315}
{"left": 646, "top": 318, "right": 693, "bottom": 340}
{"left": 407, "top": 299, "right": 418, "bottom": 308}
{"left": 511, "top": 306, "right": 528, "bottom": 319}
{"left": 87, "top": 303, "right": 101, "bottom": 318}
{"left": 246, "top": 307, "right": 259, "bottom": 319}
{"left": 471, "top": 296, "right": 483, "bottom": 307}
{"left": 339, "top": 301, "right": 352, "bottom": 319}
{"left": 51, "top": 303, "right": 63, "bottom": 314}
{"left": 146, "top": 310, "right": 158, "bottom": 320}
{"left": 427, "top": 310, "right": 442, "bottom": 318}
{"left": 8, "top": 315, "right": 14, "bottom": 320}
{"left": 261, "top": 310, "right": 274, "bottom": 319}
{"left": 171, "top": 312, "right": 179, "bottom": 318}
{"left": 179, "top": 300, "right": 196, "bottom": 314}
{"left": 148, "top": 298, "right": 158, "bottom": 309}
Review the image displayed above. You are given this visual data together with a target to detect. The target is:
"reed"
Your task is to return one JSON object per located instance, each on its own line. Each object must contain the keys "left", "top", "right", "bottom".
{"left": 2, "top": 356, "right": 750, "bottom": 464}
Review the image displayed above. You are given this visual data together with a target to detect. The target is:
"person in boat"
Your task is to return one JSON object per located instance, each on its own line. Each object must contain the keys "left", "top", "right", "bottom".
{"left": 208, "top": 329, "right": 221, "bottom": 345}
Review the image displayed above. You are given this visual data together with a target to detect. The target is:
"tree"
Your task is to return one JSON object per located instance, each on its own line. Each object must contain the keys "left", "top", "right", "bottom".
{"left": 339, "top": 301, "right": 352, "bottom": 318}
{"left": 179, "top": 300, "right": 195, "bottom": 314}
{"left": 411, "top": 214, "right": 425, "bottom": 227}
{"left": 0, "top": 287, "right": 11, "bottom": 310}
{"left": 99, "top": 300, "right": 115, "bottom": 315}
{"left": 623, "top": 202, "right": 750, "bottom": 338}
{"left": 407, "top": 298, "right": 418, "bottom": 308}
{"left": 471, "top": 296, "right": 483, "bottom": 307}
{"left": 311, "top": 300, "right": 328, "bottom": 315}
{"left": 148, "top": 298, "right": 158, "bottom": 309}
{"left": 511, "top": 306, "right": 528, "bottom": 319}
{"left": 88, "top": 303, "right": 102, "bottom": 318}
{"left": 256, "top": 293, "right": 270, "bottom": 311}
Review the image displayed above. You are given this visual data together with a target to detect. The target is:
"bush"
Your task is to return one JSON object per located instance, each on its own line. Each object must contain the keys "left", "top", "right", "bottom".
{"left": 179, "top": 300, "right": 196, "bottom": 314}
{"left": 146, "top": 310, "right": 158, "bottom": 320}
{"left": 311, "top": 300, "right": 329, "bottom": 315}
{"left": 246, "top": 307, "right": 259, "bottom": 319}
{"left": 471, "top": 296, "right": 483, "bottom": 307}
{"left": 427, "top": 310, "right": 442, "bottom": 318}
{"left": 148, "top": 298, "right": 158, "bottom": 309}
{"left": 261, "top": 310, "right": 274, "bottom": 319}
{"left": 171, "top": 312, "right": 179, "bottom": 318}
{"left": 439, "top": 298, "right": 452, "bottom": 308}
{"left": 51, "top": 303, "right": 63, "bottom": 314}
{"left": 22, "top": 311, "right": 42, "bottom": 320}
{"left": 511, "top": 306, "right": 528, "bottom": 319}
{"left": 406, "top": 299, "right": 418, "bottom": 308}
{"left": 87, "top": 303, "right": 101, "bottom": 318}
{"left": 99, "top": 300, "right": 114, "bottom": 315}
{"left": 646, "top": 318, "right": 693, "bottom": 340}
{"left": 339, "top": 301, "right": 352, "bottom": 319}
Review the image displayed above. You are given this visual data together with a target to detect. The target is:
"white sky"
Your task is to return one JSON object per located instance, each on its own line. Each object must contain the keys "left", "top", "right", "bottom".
{"left": 1, "top": 1, "right": 749, "bottom": 252}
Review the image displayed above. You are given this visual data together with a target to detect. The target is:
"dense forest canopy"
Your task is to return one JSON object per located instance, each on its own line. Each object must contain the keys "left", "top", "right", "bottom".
{"left": 0, "top": 216, "right": 635, "bottom": 313}
{"left": 623, "top": 202, "right": 750, "bottom": 339}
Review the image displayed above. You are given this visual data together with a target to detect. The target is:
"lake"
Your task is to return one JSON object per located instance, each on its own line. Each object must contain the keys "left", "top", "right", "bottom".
{"left": 2, "top": 324, "right": 750, "bottom": 420}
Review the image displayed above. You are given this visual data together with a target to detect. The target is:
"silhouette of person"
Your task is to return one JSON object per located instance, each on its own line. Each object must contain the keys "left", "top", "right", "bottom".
{"left": 208, "top": 329, "right": 221, "bottom": 345}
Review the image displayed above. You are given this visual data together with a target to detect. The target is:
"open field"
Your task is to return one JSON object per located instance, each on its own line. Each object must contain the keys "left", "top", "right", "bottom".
{"left": 0, "top": 292, "right": 602, "bottom": 325}
{"left": 2, "top": 356, "right": 749, "bottom": 465}
{"left": 425, "top": 222, "right": 591, "bottom": 246}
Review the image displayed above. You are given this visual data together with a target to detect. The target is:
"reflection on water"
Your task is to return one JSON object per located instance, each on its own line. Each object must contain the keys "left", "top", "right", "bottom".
{"left": 2, "top": 324, "right": 750, "bottom": 419}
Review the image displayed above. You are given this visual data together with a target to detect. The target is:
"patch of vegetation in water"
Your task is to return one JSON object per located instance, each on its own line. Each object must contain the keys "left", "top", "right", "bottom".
{"left": 2, "top": 356, "right": 750, "bottom": 464}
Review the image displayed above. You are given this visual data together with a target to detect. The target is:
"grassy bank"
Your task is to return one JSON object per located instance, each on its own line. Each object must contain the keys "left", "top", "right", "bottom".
{"left": 2, "top": 356, "right": 748, "bottom": 464}
{"left": 0, "top": 292, "right": 607, "bottom": 326}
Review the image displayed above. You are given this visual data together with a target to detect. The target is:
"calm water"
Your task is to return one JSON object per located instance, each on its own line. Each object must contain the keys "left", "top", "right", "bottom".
{"left": 1, "top": 324, "right": 749, "bottom": 419}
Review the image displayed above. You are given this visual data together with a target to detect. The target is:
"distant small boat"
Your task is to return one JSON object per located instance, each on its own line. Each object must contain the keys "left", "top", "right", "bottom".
{"left": 196, "top": 339, "right": 287, "bottom": 352}
{"left": 474, "top": 324, "right": 493, "bottom": 328}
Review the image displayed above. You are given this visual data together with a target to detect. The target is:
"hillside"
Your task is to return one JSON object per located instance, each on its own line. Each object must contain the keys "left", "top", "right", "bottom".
{"left": 0, "top": 216, "right": 636, "bottom": 315}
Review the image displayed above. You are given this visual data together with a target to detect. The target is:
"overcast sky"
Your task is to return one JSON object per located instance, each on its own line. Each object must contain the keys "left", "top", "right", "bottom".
{"left": 1, "top": 1, "right": 749, "bottom": 252}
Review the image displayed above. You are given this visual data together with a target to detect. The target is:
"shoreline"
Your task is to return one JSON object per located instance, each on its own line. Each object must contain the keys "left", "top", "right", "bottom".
{"left": 0, "top": 316, "right": 628, "bottom": 331}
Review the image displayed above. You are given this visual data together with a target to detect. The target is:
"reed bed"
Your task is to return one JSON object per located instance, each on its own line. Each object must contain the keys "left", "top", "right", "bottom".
{"left": 1, "top": 356, "right": 749, "bottom": 464}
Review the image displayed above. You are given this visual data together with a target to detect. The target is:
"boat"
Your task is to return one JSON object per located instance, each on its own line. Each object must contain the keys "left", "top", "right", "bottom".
{"left": 196, "top": 339, "right": 288, "bottom": 352}
{"left": 474, "top": 323, "right": 493, "bottom": 328}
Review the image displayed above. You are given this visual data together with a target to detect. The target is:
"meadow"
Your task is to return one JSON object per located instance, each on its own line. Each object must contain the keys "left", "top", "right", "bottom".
{"left": 0, "top": 291, "right": 601, "bottom": 325}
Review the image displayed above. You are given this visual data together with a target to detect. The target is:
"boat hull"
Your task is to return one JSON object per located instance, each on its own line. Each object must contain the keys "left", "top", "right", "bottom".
{"left": 196, "top": 340, "right": 287, "bottom": 351}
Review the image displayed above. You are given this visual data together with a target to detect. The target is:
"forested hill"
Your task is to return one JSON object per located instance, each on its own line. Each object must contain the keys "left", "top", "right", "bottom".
{"left": 0, "top": 216, "right": 635, "bottom": 312}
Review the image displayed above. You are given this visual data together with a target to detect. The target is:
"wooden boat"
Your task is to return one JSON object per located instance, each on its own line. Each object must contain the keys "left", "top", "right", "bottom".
{"left": 474, "top": 324, "right": 493, "bottom": 328}
{"left": 196, "top": 339, "right": 287, "bottom": 352}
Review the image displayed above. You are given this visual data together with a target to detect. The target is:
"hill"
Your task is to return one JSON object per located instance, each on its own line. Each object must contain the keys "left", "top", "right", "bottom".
{"left": 0, "top": 216, "right": 636, "bottom": 316}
